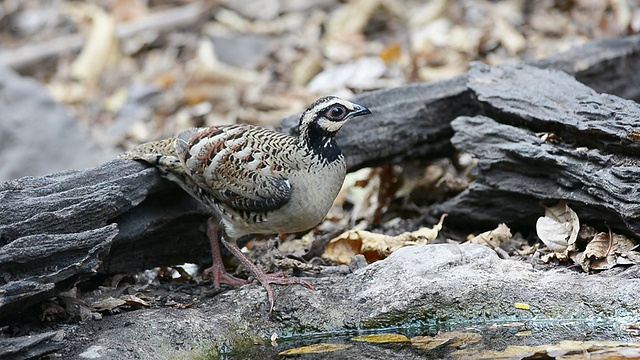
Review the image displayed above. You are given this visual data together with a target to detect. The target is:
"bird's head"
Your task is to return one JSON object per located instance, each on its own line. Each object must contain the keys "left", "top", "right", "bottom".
{"left": 297, "top": 96, "right": 371, "bottom": 153}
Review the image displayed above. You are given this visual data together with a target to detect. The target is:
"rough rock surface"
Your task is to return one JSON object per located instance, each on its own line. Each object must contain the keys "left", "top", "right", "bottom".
{"left": 53, "top": 244, "right": 640, "bottom": 359}
{"left": 434, "top": 63, "right": 640, "bottom": 235}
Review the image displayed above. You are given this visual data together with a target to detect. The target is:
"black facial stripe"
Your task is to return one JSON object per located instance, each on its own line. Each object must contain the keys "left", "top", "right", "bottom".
{"left": 306, "top": 121, "right": 342, "bottom": 163}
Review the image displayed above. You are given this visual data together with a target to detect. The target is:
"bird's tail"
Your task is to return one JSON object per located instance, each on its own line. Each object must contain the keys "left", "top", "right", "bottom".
{"left": 119, "top": 138, "right": 183, "bottom": 173}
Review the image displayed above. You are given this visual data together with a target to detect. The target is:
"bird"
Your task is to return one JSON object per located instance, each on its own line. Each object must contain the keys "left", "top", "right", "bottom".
{"left": 122, "top": 96, "right": 371, "bottom": 312}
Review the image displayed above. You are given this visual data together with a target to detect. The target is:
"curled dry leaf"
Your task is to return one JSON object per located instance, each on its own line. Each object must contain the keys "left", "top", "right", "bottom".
{"left": 576, "top": 230, "right": 639, "bottom": 272}
{"left": 199, "top": 40, "right": 260, "bottom": 82}
{"left": 493, "top": 17, "right": 526, "bottom": 55}
{"left": 584, "top": 231, "right": 613, "bottom": 259}
{"left": 322, "top": 214, "right": 446, "bottom": 264}
{"left": 291, "top": 50, "right": 323, "bottom": 86}
{"left": 536, "top": 201, "right": 579, "bottom": 254}
{"left": 468, "top": 223, "right": 512, "bottom": 248}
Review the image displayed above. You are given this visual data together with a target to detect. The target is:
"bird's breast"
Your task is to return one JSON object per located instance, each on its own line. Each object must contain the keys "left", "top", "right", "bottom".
{"left": 286, "top": 157, "right": 346, "bottom": 225}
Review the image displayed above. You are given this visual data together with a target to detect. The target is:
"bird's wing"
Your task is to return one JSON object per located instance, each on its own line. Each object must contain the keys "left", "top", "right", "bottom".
{"left": 175, "top": 125, "right": 300, "bottom": 212}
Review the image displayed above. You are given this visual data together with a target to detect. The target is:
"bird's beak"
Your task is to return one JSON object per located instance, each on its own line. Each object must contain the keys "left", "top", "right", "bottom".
{"left": 347, "top": 103, "right": 372, "bottom": 119}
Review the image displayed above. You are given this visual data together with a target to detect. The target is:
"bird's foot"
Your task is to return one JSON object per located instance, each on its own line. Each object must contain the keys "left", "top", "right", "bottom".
{"left": 202, "top": 263, "right": 249, "bottom": 288}
{"left": 251, "top": 271, "right": 314, "bottom": 313}
{"left": 218, "top": 235, "right": 314, "bottom": 313}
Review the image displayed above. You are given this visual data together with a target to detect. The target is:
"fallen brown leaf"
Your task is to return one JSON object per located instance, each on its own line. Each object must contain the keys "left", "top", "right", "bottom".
{"left": 468, "top": 223, "right": 512, "bottom": 248}
{"left": 351, "top": 334, "right": 410, "bottom": 343}
{"left": 322, "top": 214, "right": 446, "bottom": 264}
{"left": 278, "top": 343, "right": 352, "bottom": 355}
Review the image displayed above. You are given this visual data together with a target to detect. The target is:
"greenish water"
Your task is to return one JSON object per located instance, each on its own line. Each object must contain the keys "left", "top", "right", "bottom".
{"left": 205, "top": 317, "right": 640, "bottom": 359}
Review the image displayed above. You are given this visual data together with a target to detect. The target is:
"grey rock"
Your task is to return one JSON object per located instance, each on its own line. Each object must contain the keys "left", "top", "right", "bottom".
{"left": 210, "top": 34, "right": 273, "bottom": 69}
{"left": 0, "top": 66, "right": 116, "bottom": 181}
{"left": 55, "top": 244, "right": 640, "bottom": 359}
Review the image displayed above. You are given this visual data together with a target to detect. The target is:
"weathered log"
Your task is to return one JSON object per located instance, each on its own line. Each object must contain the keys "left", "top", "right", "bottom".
{"left": 532, "top": 35, "right": 640, "bottom": 102}
{"left": 280, "top": 35, "right": 640, "bottom": 169}
{"left": 1, "top": 36, "right": 640, "bottom": 330}
{"left": 0, "top": 330, "right": 63, "bottom": 360}
{"left": 434, "top": 63, "right": 640, "bottom": 235}
{"left": 280, "top": 75, "right": 478, "bottom": 170}
{"left": 0, "top": 161, "right": 157, "bottom": 322}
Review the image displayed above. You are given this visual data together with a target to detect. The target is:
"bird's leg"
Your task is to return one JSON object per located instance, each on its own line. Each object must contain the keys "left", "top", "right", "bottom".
{"left": 219, "top": 237, "right": 314, "bottom": 313}
{"left": 202, "top": 218, "right": 249, "bottom": 288}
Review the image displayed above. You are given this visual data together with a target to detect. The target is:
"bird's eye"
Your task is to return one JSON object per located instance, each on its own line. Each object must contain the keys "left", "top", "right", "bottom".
{"left": 325, "top": 105, "right": 347, "bottom": 121}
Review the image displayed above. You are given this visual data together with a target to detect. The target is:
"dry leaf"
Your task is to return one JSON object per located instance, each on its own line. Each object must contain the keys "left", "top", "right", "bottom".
{"left": 410, "top": 335, "right": 451, "bottom": 351}
{"left": 191, "top": 39, "right": 260, "bottom": 85}
{"left": 468, "top": 223, "right": 512, "bottom": 248}
{"left": 165, "top": 300, "right": 193, "bottom": 309}
{"left": 628, "top": 131, "right": 640, "bottom": 141}
{"left": 278, "top": 343, "right": 352, "bottom": 355}
{"left": 576, "top": 230, "right": 637, "bottom": 272}
{"left": 584, "top": 231, "right": 613, "bottom": 259}
{"left": 408, "top": 0, "right": 447, "bottom": 28}
{"left": 351, "top": 334, "right": 410, "bottom": 343}
{"left": 307, "top": 57, "right": 388, "bottom": 93}
{"left": 68, "top": 3, "right": 120, "bottom": 83}
{"left": 378, "top": 42, "right": 402, "bottom": 65}
{"left": 322, "top": 214, "right": 446, "bottom": 264}
{"left": 493, "top": 17, "right": 526, "bottom": 55}
{"left": 536, "top": 201, "right": 579, "bottom": 254}
{"left": 291, "top": 51, "right": 323, "bottom": 86}
{"left": 411, "top": 332, "right": 481, "bottom": 351}
{"left": 587, "top": 254, "right": 618, "bottom": 271}
{"left": 89, "top": 297, "right": 127, "bottom": 312}
{"left": 325, "top": 0, "right": 382, "bottom": 40}
{"left": 103, "top": 87, "right": 128, "bottom": 112}
{"left": 619, "top": 251, "right": 640, "bottom": 265}
{"left": 121, "top": 294, "right": 150, "bottom": 307}
{"left": 475, "top": 340, "right": 640, "bottom": 359}
{"left": 111, "top": 0, "right": 148, "bottom": 22}
{"left": 446, "top": 332, "right": 482, "bottom": 347}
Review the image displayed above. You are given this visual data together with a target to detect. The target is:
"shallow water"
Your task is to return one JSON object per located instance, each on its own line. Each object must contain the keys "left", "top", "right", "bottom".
{"left": 215, "top": 317, "right": 640, "bottom": 359}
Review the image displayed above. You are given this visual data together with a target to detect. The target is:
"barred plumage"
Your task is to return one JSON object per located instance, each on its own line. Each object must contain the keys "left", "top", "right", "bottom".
{"left": 122, "top": 96, "right": 371, "bottom": 312}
